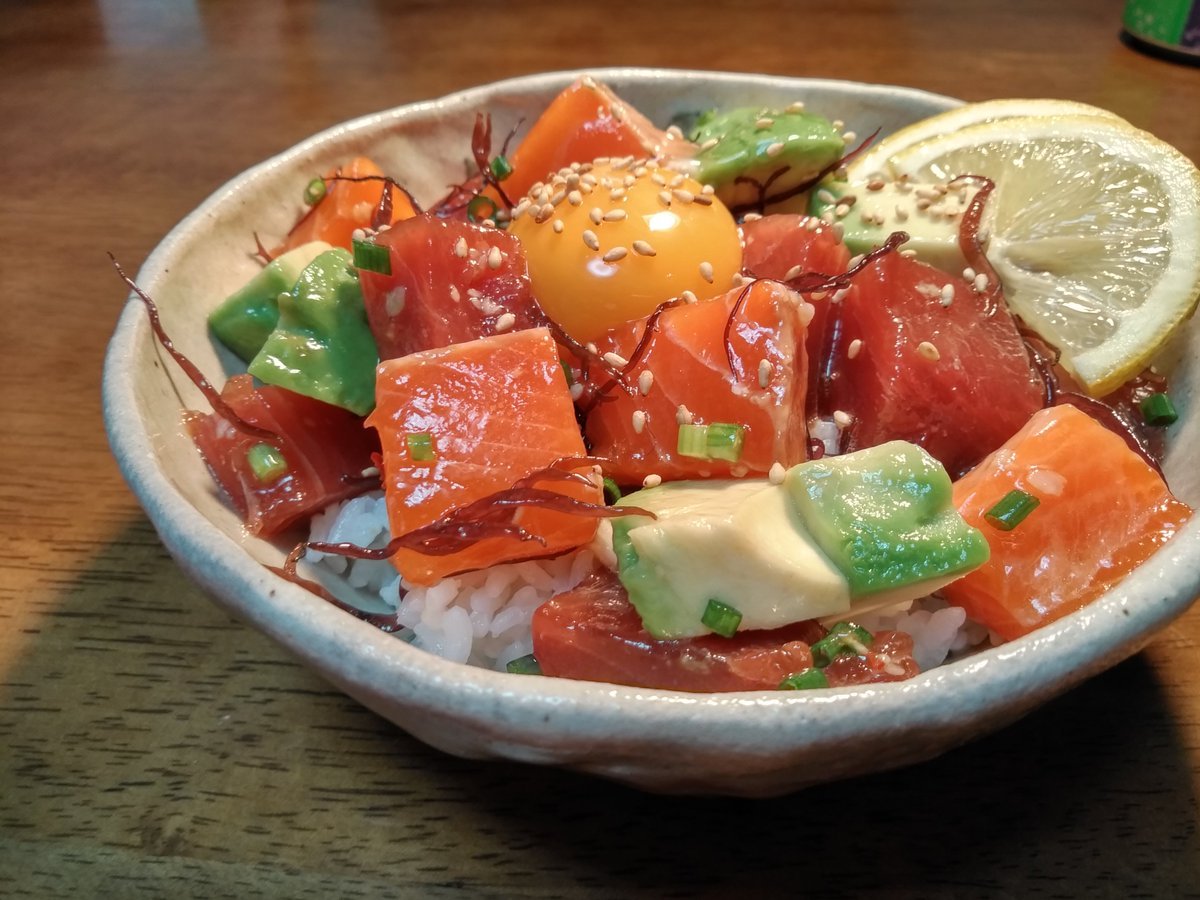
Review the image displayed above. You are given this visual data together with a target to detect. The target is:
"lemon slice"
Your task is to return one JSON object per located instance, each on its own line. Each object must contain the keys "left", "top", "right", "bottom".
{"left": 849, "top": 98, "right": 1123, "bottom": 180}
{"left": 881, "top": 115, "right": 1200, "bottom": 396}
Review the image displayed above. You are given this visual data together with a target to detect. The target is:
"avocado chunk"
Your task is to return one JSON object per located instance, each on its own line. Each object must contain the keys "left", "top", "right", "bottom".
{"left": 809, "top": 176, "right": 981, "bottom": 274}
{"left": 208, "top": 241, "right": 331, "bottom": 362}
{"left": 247, "top": 248, "right": 379, "bottom": 415}
{"left": 612, "top": 480, "right": 850, "bottom": 640}
{"left": 784, "top": 441, "right": 989, "bottom": 598}
{"left": 690, "top": 107, "right": 844, "bottom": 210}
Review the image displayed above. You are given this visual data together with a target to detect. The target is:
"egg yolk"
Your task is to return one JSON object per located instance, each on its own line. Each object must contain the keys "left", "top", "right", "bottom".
{"left": 509, "top": 159, "right": 743, "bottom": 342}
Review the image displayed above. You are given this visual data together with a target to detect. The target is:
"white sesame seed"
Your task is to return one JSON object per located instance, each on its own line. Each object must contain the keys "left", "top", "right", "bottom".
{"left": 848, "top": 338, "right": 863, "bottom": 359}
{"left": 831, "top": 222, "right": 845, "bottom": 241}
{"left": 768, "top": 462, "right": 787, "bottom": 485}
{"left": 867, "top": 178, "right": 887, "bottom": 191}
{"left": 900, "top": 248, "right": 917, "bottom": 258}
{"left": 847, "top": 254, "right": 864, "bottom": 268}
{"left": 361, "top": 465, "right": 380, "bottom": 478}
{"left": 699, "top": 137, "right": 720, "bottom": 151}
{"left": 810, "top": 291, "right": 828, "bottom": 301}
{"left": 582, "top": 229, "right": 600, "bottom": 251}
{"left": 581, "top": 173, "right": 598, "bottom": 187}
{"left": 675, "top": 404, "right": 694, "bottom": 425}
{"left": 650, "top": 172, "right": 667, "bottom": 187}
{"left": 631, "top": 410, "right": 647, "bottom": 434}
{"left": 638, "top": 369, "right": 654, "bottom": 395}
{"left": 758, "top": 359, "right": 773, "bottom": 388}
{"left": 642, "top": 473, "right": 662, "bottom": 488}
{"left": 917, "top": 341, "right": 941, "bottom": 361}
{"left": 603, "top": 208, "right": 627, "bottom": 222}
{"left": 766, "top": 141, "right": 785, "bottom": 157}
{"left": 701, "top": 183, "right": 716, "bottom": 195}
{"left": 832, "top": 119, "right": 845, "bottom": 130}
{"left": 609, "top": 188, "right": 626, "bottom": 201}
{"left": 742, "top": 211, "right": 763, "bottom": 222}
{"left": 588, "top": 207, "right": 602, "bottom": 225}
{"left": 833, "top": 409, "right": 854, "bottom": 429}
{"left": 487, "top": 246, "right": 502, "bottom": 269}
{"left": 804, "top": 216, "right": 819, "bottom": 231}
{"left": 680, "top": 290, "right": 698, "bottom": 304}
{"left": 534, "top": 204, "right": 554, "bottom": 224}
{"left": 611, "top": 104, "right": 627, "bottom": 122}
{"left": 603, "top": 351, "right": 629, "bottom": 368}
{"left": 552, "top": 219, "right": 564, "bottom": 233}
{"left": 672, "top": 188, "right": 695, "bottom": 204}
{"left": 842, "top": 130, "right": 857, "bottom": 144}
{"left": 783, "top": 264, "right": 804, "bottom": 281}
{"left": 939, "top": 284, "right": 955, "bottom": 307}
{"left": 755, "top": 117, "right": 774, "bottom": 129}
{"left": 569, "top": 382, "right": 584, "bottom": 402}
{"left": 962, "top": 266, "right": 976, "bottom": 281}
{"left": 494, "top": 312, "right": 516, "bottom": 332}
{"left": 831, "top": 287, "right": 851, "bottom": 303}
{"left": 787, "top": 100, "right": 806, "bottom": 113}
{"left": 894, "top": 205, "right": 910, "bottom": 222}
{"left": 351, "top": 227, "right": 366, "bottom": 243}
{"left": 585, "top": 341, "right": 598, "bottom": 354}
{"left": 699, "top": 261, "right": 714, "bottom": 283}
{"left": 449, "top": 285, "right": 460, "bottom": 302}
{"left": 602, "top": 247, "right": 628, "bottom": 262}
{"left": 973, "top": 273, "right": 990, "bottom": 292}
{"left": 797, "top": 301, "right": 815, "bottom": 327}
{"left": 657, "top": 190, "right": 672, "bottom": 207}
{"left": 632, "top": 240, "right": 656, "bottom": 257}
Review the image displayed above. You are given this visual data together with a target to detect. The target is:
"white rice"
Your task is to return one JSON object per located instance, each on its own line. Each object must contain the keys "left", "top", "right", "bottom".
{"left": 307, "top": 493, "right": 991, "bottom": 675}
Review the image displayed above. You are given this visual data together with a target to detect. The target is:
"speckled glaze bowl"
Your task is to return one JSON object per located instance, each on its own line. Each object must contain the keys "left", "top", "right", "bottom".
{"left": 103, "top": 69, "right": 1200, "bottom": 796}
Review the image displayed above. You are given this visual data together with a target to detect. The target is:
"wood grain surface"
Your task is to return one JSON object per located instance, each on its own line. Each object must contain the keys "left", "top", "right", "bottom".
{"left": 3, "top": 1, "right": 1200, "bottom": 896}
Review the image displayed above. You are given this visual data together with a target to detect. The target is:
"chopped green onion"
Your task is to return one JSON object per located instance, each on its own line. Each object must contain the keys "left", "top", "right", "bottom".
{"left": 701, "top": 598, "right": 743, "bottom": 638}
{"left": 303, "top": 176, "right": 327, "bottom": 205}
{"left": 490, "top": 154, "right": 514, "bottom": 181}
{"left": 560, "top": 359, "right": 575, "bottom": 386}
{"left": 984, "top": 489, "right": 1040, "bottom": 531}
{"left": 466, "top": 194, "right": 499, "bottom": 222}
{"left": 779, "top": 668, "right": 829, "bottom": 691}
{"left": 352, "top": 238, "right": 391, "bottom": 275}
{"left": 705, "top": 422, "right": 746, "bottom": 462}
{"left": 1140, "top": 392, "right": 1178, "bottom": 426}
{"left": 603, "top": 477, "right": 622, "bottom": 504}
{"left": 406, "top": 432, "right": 436, "bottom": 462}
{"left": 811, "top": 622, "right": 873, "bottom": 667}
{"left": 247, "top": 443, "right": 288, "bottom": 484}
{"left": 506, "top": 654, "right": 542, "bottom": 675}
{"left": 677, "top": 423, "right": 710, "bottom": 458}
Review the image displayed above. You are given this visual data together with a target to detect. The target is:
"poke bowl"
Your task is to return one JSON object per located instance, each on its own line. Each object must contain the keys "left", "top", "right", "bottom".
{"left": 102, "top": 68, "right": 1200, "bottom": 796}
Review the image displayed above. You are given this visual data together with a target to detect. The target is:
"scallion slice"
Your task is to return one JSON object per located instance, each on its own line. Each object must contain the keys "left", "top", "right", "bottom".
{"left": 303, "top": 176, "right": 327, "bottom": 205}
{"left": 352, "top": 238, "right": 391, "bottom": 275}
{"left": 603, "top": 476, "right": 622, "bottom": 504}
{"left": 984, "top": 489, "right": 1040, "bottom": 531}
{"left": 780, "top": 668, "right": 829, "bottom": 691}
{"left": 701, "top": 598, "right": 743, "bottom": 638}
{"left": 1140, "top": 392, "right": 1178, "bottom": 426}
{"left": 811, "top": 622, "right": 873, "bottom": 668}
{"left": 247, "top": 443, "right": 288, "bottom": 484}
{"left": 677, "top": 423, "right": 710, "bottom": 458}
{"left": 466, "top": 194, "right": 499, "bottom": 223}
{"left": 705, "top": 422, "right": 746, "bottom": 462}
{"left": 505, "top": 654, "right": 541, "bottom": 675}
{"left": 490, "top": 154, "right": 514, "bottom": 181}
{"left": 406, "top": 432, "right": 436, "bottom": 462}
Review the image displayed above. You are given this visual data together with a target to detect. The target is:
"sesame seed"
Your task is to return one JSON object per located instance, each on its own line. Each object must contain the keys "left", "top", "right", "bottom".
{"left": 680, "top": 290, "right": 698, "bottom": 304}
{"left": 758, "top": 359, "right": 773, "bottom": 388}
{"left": 669, "top": 174, "right": 686, "bottom": 188}
{"left": 848, "top": 338, "right": 863, "bottom": 359}
{"left": 917, "top": 341, "right": 941, "bottom": 361}
{"left": 672, "top": 188, "right": 695, "bottom": 204}
{"left": 835, "top": 203, "right": 851, "bottom": 218}
{"left": 701, "top": 184, "right": 716, "bottom": 195}
{"left": 360, "top": 465, "right": 380, "bottom": 478}
{"left": 832, "top": 119, "right": 845, "bottom": 130}
{"left": 642, "top": 473, "right": 662, "bottom": 488}
{"left": 900, "top": 248, "right": 917, "bottom": 258}
{"left": 804, "top": 217, "right": 820, "bottom": 231}
{"left": 657, "top": 190, "right": 672, "bottom": 207}
{"left": 831, "top": 222, "right": 845, "bottom": 241}
{"left": 565, "top": 190, "right": 581, "bottom": 206}
{"left": 454, "top": 237, "right": 468, "bottom": 258}
{"left": 552, "top": 219, "right": 564, "bottom": 233}
{"left": 487, "top": 246, "right": 502, "bottom": 269}
{"left": 699, "top": 261, "right": 714, "bottom": 283}
{"left": 786, "top": 100, "right": 806, "bottom": 113}
{"left": 732, "top": 273, "right": 754, "bottom": 287}
{"left": 612, "top": 104, "right": 627, "bottom": 123}
{"left": 699, "top": 137, "right": 720, "bottom": 151}
{"left": 810, "top": 291, "right": 828, "bottom": 301}
{"left": 833, "top": 409, "right": 854, "bottom": 429}
{"left": 581, "top": 173, "right": 598, "bottom": 187}
{"left": 585, "top": 341, "right": 598, "bottom": 353}
{"left": 832, "top": 287, "right": 851, "bottom": 303}
{"left": 603, "top": 208, "right": 627, "bottom": 222}
{"left": 842, "top": 130, "right": 857, "bottom": 144}
{"left": 610, "top": 188, "right": 627, "bottom": 201}
{"left": 494, "top": 312, "right": 516, "bottom": 332}
{"left": 784, "top": 264, "right": 804, "bottom": 281}
{"left": 848, "top": 254, "right": 864, "bottom": 268}
{"left": 602, "top": 247, "right": 628, "bottom": 262}
{"left": 351, "top": 228, "right": 366, "bottom": 243}
{"left": 550, "top": 189, "right": 566, "bottom": 205}
{"left": 693, "top": 194, "right": 713, "bottom": 206}
{"left": 631, "top": 240, "right": 656, "bottom": 257}
{"left": 569, "top": 382, "right": 584, "bottom": 402}
{"left": 638, "top": 369, "right": 654, "bottom": 395}
{"left": 867, "top": 178, "right": 887, "bottom": 191}
{"left": 603, "top": 351, "right": 628, "bottom": 368}
{"left": 755, "top": 117, "right": 774, "bottom": 129}
{"left": 974, "top": 273, "right": 990, "bottom": 292}
{"left": 631, "top": 410, "right": 647, "bottom": 433}
{"left": 766, "top": 141, "right": 785, "bottom": 157}
{"left": 940, "top": 284, "right": 955, "bottom": 306}
{"left": 895, "top": 205, "right": 910, "bottom": 222}
{"left": 582, "top": 230, "right": 600, "bottom": 251}
{"left": 589, "top": 207, "right": 603, "bottom": 225}
{"left": 651, "top": 172, "right": 667, "bottom": 187}
{"left": 675, "top": 404, "right": 694, "bottom": 425}
{"left": 534, "top": 204, "right": 554, "bottom": 224}
{"left": 817, "top": 188, "right": 836, "bottom": 205}
{"left": 797, "top": 301, "right": 815, "bottom": 327}
{"left": 962, "top": 266, "right": 977, "bottom": 281}
{"left": 449, "top": 285, "right": 460, "bottom": 302}
{"left": 742, "top": 212, "right": 763, "bottom": 222}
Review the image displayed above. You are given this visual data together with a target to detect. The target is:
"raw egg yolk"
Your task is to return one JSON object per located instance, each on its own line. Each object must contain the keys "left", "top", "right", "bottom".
{"left": 509, "top": 159, "right": 743, "bottom": 342}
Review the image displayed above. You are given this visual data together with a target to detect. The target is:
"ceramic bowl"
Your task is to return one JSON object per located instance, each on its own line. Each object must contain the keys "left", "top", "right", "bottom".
{"left": 103, "top": 68, "right": 1200, "bottom": 796}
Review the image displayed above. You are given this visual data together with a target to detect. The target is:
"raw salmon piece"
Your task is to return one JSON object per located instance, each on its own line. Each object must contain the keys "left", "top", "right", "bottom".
{"left": 368, "top": 328, "right": 600, "bottom": 585}
{"left": 585, "top": 280, "right": 811, "bottom": 485}
{"left": 274, "top": 157, "right": 418, "bottom": 256}
{"left": 944, "top": 404, "right": 1192, "bottom": 641}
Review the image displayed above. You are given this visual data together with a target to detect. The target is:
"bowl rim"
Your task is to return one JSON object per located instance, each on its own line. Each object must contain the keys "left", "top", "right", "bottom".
{"left": 102, "top": 67, "right": 1200, "bottom": 753}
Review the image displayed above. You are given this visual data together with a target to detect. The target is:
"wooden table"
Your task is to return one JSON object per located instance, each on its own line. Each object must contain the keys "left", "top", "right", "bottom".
{"left": 4, "top": 1, "right": 1199, "bottom": 895}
